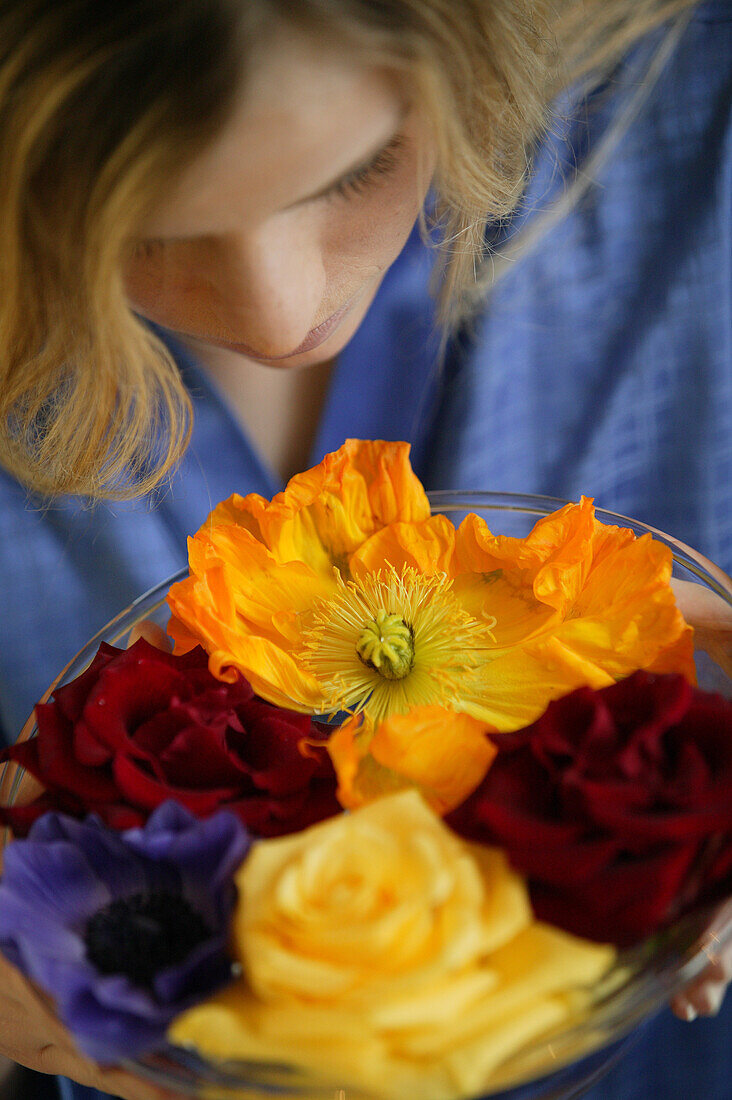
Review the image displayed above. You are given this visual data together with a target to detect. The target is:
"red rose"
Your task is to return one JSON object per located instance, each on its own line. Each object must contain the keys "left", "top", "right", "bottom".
{"left": 446, "top": 672, "right": 732, "bottom": 947}
{"left": 0, "top": 639, "right": 340, "bottom": 838}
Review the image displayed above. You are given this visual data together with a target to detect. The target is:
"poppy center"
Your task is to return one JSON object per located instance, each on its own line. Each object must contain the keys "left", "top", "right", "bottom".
{"left": 356, "top": 610, "right": 414, "bottom": 680}
{"left": 84, "top": 890, "right": 211, "bottom": 989}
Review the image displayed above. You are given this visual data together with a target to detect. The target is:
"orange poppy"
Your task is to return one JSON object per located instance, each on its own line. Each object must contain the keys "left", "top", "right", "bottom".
{"left": 168, "top": 440, "right": 694, "bottom": 731}
{"left": 327, "top": 705, "right": 497, "bottom": 814}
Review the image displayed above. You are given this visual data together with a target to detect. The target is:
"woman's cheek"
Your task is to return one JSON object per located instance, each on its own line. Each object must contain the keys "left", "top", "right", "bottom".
{"left": 124, "top": 243, "right": 215, "bottom": 332}
{"left": 320, "top": 145, "right": 434, "bottom": 287}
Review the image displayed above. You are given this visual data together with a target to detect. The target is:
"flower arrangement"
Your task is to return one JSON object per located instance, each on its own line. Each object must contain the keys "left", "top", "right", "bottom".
{"left": 1, "top": 440, "right": 731, "bottom": 1100}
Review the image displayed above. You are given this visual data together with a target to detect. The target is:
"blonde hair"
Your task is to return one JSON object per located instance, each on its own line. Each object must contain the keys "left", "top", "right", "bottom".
{"left": 0, "top": 0, "right": 700, "bottom": 498}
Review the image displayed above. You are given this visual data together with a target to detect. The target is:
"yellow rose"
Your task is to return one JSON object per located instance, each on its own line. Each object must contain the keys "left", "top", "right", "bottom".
{"left": 170, "top": 792, "right": 615, "bottom": 1100}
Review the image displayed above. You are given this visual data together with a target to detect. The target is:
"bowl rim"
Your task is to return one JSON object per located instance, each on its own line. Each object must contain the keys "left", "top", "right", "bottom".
{"left": 21, "top": 492, "right": 732, "bottom": 724}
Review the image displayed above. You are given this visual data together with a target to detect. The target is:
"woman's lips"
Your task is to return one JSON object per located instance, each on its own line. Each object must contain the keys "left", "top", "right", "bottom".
{"left": 205, "top": 298, "right": 355, "bottom": 361}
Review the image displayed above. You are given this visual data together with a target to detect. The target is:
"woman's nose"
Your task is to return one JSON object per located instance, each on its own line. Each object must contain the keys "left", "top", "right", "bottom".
{"left": 208, "top": 219, "right": 325, "bottom": 356}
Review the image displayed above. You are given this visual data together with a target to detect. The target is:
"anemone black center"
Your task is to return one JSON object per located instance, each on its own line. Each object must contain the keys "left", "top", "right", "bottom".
{"left": 84, "top": 891, "right": 210, "bottom": 989}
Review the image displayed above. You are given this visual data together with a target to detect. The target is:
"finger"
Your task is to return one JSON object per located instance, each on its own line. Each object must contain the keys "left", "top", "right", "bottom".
{"left": 670, "top": 899, "right": 732, "bottom": 1021}
{"left": 687, "top": 980, "right": 727, "bottom": 1017}
{"left": 672, "top": 579, "right": 732, "bottom": 630}
{"left": 126, "top": 620, "right": 173, "bottom": 652}
{"left": 670, "top": 953, "right": 727, "bottom": 1018}
{"left": 21, "top": 1033, "right": 183, "bottom": 1100}
{"left": 671, "top": 993, "right": 698, "bottom": 1022}
{"left": 672, "top": 978, "right": 727, "bottom": 1021}
{"left": 671, "top": 579, "right": 732, "bottom": 678}
{"left": 94, "top": 1065, "right": 184, "bottom": 1100}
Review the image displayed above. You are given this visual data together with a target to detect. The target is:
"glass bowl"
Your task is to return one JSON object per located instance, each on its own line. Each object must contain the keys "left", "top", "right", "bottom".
{"left": 2, "top": 492, "right": 731, "bottom": 1100}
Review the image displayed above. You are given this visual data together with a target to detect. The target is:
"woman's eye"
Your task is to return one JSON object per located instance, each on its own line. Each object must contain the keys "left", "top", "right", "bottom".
{"left": 132, "top": 239, "right": 165, "bottom": 259}
{"left": 326, "top": 135, "right": 405, "bottom": 203}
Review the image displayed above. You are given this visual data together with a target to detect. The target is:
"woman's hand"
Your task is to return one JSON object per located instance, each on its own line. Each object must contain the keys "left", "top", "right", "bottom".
{"left": 671, "top": 577, "right": 732, "bottom": 680}
{"left": 671, "top": 900, "right": 732, "bottom": 1021}
{"left": 0, "top": 952, "right": 180, "bottom": 1100}
{"left": 670, "top": 579, "right": 732, "bottom": 1019}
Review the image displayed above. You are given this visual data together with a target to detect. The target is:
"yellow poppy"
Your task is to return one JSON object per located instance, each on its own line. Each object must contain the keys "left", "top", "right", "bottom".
{"left": 167, "top": 440, "right": 694, "bottom": 730}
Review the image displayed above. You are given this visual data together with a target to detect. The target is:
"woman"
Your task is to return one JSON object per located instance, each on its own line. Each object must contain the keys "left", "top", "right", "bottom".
{"left": 0, "top": 2, "right": 730, "bottom": 1098}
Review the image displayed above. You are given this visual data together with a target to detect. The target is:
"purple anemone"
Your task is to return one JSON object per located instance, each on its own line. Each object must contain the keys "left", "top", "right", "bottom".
{"left": 0, "top": 801, "right": 250, "bottom": 1063}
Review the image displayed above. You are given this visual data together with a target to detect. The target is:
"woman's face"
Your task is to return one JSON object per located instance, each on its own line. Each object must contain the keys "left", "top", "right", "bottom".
{"left": 125, "top": 25, "right": 434, "bottom": 368}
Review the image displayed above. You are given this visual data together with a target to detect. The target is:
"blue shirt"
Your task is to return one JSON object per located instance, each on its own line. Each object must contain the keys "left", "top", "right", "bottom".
{"left": 1, "top": 4, "right": 731, "bottom": 1098}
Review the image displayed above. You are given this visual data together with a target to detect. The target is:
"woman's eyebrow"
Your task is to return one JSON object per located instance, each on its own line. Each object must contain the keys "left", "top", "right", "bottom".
{"left": 139, "top": 112, "right": 410, "bottom": 244}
